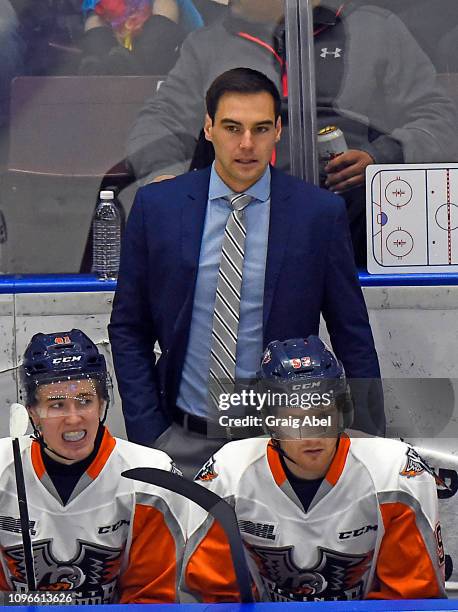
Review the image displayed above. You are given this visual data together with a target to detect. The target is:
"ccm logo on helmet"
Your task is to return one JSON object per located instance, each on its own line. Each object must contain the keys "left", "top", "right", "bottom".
{"left": 52, "top": 356, "right": 82, "bottom": 364}
{"left": 291, "top": 382, "right": 321, "bottom": 390}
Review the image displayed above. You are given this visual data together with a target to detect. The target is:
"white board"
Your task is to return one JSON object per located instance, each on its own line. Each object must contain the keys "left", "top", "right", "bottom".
{"left": 366, "top": 164, "right": 458, "bottom": 274}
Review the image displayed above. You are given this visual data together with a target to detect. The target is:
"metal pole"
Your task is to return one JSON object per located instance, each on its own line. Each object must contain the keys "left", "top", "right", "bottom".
{"left": 284, "top": 0, "right": 318, "bottom": 184}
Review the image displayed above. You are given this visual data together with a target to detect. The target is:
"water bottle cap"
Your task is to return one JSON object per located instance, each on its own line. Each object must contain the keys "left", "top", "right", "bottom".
{"left": 100, "top": 190, "right": 115, "bottom": 200}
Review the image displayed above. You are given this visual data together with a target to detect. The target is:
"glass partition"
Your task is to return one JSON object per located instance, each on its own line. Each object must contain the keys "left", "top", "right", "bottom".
{"left": 1, "top": 0, "right": 457, "bottom": 275}
{"left": 0, "top": 0, "right": 297, "bottom": 274}
{"left": 292, "top": 0, "right": 458, "bottom": 589}
{"left": 297, "top": 0, "right": 458, "bottom": 268}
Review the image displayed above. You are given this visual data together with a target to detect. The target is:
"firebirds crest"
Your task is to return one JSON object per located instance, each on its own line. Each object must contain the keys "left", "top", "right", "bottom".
{"left": 248, "top": 543, "right": 373, "bottom": 601}
{"left": 3, "top": 539, "right": 123, "bottom": 603}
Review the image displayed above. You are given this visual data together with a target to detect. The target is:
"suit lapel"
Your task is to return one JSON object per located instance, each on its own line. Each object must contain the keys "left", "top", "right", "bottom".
{"left": 263, "top": 168, "right": 294, "bottom": 332}
{"left": 181, "top": 167, "right": 212, "bottom": 273}
{"left": 170, "top": 169, "right": 211, "bottom": 385}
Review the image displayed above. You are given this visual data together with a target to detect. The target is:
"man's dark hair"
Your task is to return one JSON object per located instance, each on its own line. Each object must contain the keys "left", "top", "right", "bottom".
{"left": 206, "top": 67, "right": 282, "bottom": 122}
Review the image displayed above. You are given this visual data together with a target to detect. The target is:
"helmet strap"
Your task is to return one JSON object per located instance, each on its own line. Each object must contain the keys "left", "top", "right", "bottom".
{"left": 271, "top": 433, "right": 342, "bottom": 468}
{"left": 29, "top": 421, "right": 76, "bottom": 463}
{"left": 100, "top": 398, "right": 109, "bottom": 425}
{"left": 271, "top": 437, "right": 298, "bottom": 465}
{"left": 28, "top": 414, "right": 106, "bottom": 464}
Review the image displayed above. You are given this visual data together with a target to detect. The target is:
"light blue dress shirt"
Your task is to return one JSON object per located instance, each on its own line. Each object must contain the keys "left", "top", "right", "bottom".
{"left": 176, "top": 164, "right": 271, "bottom": 417}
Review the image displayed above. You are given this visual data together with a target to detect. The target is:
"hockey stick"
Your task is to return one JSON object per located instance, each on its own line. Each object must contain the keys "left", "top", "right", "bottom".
{"left": 9, "top": 403, "right": 36, "bottom": 591}
{"left": 122, "top": 468, "right": 254, "bottom": 603}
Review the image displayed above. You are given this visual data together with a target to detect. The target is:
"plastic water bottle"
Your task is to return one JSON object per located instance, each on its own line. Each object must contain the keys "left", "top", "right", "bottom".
{"left": 92, "top": 190, "right": 121, "bottom": 280}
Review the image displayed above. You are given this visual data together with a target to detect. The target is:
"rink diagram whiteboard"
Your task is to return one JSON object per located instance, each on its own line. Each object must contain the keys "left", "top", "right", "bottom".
{"left": 367, "top": 164, "right": 458, "bottom": 274}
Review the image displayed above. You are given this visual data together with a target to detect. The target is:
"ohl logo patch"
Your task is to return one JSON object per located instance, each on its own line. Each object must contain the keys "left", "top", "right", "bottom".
{"left": 195, "top": 456, "right": 218, "bottom": 482}
{"left": 247, "top": 543, "right": 373, "bottom": 601}
{"left": 4, "top": 539, "right": 122, "bottom": 603}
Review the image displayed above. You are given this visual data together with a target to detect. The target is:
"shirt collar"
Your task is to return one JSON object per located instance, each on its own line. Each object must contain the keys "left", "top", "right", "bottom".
{"left": 209, "top": 162, "right": 271, "bottom": 204}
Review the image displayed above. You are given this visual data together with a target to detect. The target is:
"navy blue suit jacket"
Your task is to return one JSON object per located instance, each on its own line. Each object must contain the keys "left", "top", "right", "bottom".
{"left": 109, "top": 166, "right": 382, "bottom": 444}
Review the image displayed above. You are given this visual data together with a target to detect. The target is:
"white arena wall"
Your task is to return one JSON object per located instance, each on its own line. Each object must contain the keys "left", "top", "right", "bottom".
{"left": 1, "top": 285, "right": 457, "bottom": 588}
{"left": 0, "top": 285, "right": 455, "bottom": 445}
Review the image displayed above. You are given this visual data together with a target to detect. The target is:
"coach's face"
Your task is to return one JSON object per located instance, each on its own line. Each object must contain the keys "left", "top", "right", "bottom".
{"left": 204, "top": 91, "right": 281, "bottom": 193}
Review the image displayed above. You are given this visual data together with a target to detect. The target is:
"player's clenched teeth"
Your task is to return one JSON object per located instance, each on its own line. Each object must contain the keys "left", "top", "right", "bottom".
{"left": 62, "top": 431, "right": 86, "bottom": 442}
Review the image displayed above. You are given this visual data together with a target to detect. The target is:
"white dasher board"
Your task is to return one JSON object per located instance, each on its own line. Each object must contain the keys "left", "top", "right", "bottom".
{"left": 366, "top": 164, "right": 458, "bottom": 274}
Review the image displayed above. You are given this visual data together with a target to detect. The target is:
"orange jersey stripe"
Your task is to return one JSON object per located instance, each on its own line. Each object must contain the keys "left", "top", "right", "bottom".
{"left": 31, "top": 440, "right": 46, "bottom": 480}
{"left": 326, "top": 434, "right": 351, "bottom": 486}
{"left": 119, "top": 504, "right": 177, "bottom": 603}
{"left": 86, "top": 428, "right": 116, "bottom": 480}
{"left": 367, "top": 502, "right": 443, "bottom": 599}
{"left": 267, "top": 441, "right": 287, "bottom": 486}
{"left": 185, "top": 519, "right": 240, "bottom": 603}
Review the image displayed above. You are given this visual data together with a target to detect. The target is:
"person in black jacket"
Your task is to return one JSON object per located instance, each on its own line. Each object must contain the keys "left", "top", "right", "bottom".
{"left": 127, "top": 0, "right": 457, "bottom": 266}
{"left": 79, "top": 0, "right": 203, "bottom": 75}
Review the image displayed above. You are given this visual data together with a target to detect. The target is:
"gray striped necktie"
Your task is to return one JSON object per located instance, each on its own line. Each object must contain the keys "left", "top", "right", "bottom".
{"left": 208, "top": 193, "right": 253, "bottom": 407}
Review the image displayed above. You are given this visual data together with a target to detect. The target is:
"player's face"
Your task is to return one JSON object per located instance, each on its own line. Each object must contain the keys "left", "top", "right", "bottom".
{"left": 279, "top": 436, "right": 338, "bottom": 480}
{"left": 204, "top": 91, "right": 281, "bottom": 193}
{"left": 30, "top": 379, "right": 103, "bottom": 464}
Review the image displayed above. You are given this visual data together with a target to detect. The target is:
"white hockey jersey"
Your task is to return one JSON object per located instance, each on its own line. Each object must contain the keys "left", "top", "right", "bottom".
{"left": 0, "top": 429, "right": 187, "bottom": 603}
{"left": 183, "top": 434, "right": 445, "bottom": 602}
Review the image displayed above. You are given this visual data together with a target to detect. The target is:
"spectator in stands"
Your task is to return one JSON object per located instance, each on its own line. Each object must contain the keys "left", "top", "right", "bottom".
{"left": 79, "top": 0, "right": 203, "bottom": 75}
{"left": 365, "top": 0, "right": 458, "bottom": 72}
{"left": 127, "top": 0, "right": 457, "bottom": 266}
{"left": 6, "top": 0, "right": 83, "bottom": 78}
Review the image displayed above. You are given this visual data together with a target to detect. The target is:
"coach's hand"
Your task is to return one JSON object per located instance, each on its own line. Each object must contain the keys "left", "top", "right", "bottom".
{"left": 324, "top": 149, "right": 374, "bottom": 193}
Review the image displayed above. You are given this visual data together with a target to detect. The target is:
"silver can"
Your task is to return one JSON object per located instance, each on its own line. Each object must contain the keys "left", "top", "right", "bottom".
{"left": 317, "top": 125, "right": 348, "bottom": 177}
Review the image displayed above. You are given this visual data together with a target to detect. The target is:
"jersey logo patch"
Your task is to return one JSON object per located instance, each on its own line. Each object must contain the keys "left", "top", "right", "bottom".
{"left": 435, "top": 523, "right": 445, "bottom": 567}
{"left": 338, "top": 524, "right": 377, "bottom": 540}
{"left": 248, "top": 543, "right": 373, "bottom": 602}
{"left": 4, "top": 539, "right": 122, "bottom": 603}
{"left": 238, "top": 520, "right": 277, "bottom": 541}
{"left": 0, "top": 516, "right": 36, "bottom": 536}
{"left": 195, "top": 456, "right": 218, "bottom": 482}
{"left": 170, "top": 461, "right": 183, "bottom": 477}
{"left": 400, "top": 447, "right": 437, "bottom": 479}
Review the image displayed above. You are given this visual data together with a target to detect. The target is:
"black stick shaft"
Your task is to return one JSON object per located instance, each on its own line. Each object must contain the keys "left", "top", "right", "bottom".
{"left": 122, "top": 468, "right": 254, "bottom": 602}
{"left": 12, "top": 438, "right": 36, "bottom": 591}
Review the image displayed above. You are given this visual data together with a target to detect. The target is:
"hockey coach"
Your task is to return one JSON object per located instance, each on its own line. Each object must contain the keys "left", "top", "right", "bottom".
{"left": 109, "top": 67, "right": 383, "bottom": 476}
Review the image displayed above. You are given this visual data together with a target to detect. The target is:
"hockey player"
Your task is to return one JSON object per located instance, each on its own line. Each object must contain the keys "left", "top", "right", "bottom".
{"left": 183, "top": 336, "right": 445, "bottom": 602}
{"left": 0, "top": 329, "right": 186, "bottom": 603}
